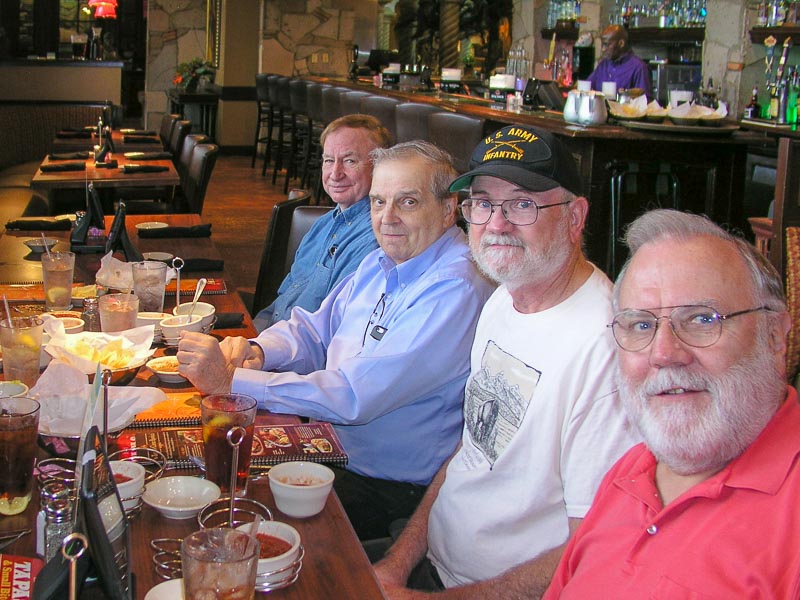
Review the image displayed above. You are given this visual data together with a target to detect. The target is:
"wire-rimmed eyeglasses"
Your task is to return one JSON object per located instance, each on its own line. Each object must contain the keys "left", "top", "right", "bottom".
{"left": 608, "top": 304, "right": 775, "bottom": 352}
{"left": 459, "top": 198, "right": 572, "bottom": 226}
{"left": 362, "top": 293, "right": 386, "bottom": 346}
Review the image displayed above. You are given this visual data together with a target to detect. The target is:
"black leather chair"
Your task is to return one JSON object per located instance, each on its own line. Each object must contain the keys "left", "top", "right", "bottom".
{"left": 249, "top": 190, "right": 314, "bottom": 316}
{"left": 159, "top": 113, "right": 181, "bottom": 146}
{"left": 428, "top": 112, "right": 485, "bottom": 173}
{"left": 340, "top": 91, "right": 372, "bottom": 115}
{"left": 176, "top": 133, "right": 210, "bottom": 184}
{"left": 168, "top": 119, "right": 192, "bottom": 159}
{"left": 395, "top": 102, "right": 443, "bottom": 143}
{"left": 360, "top": 96, "right": 400, "bottom": 144}
{"left": 179, "top": 143, "right": 219, "bottom": 214}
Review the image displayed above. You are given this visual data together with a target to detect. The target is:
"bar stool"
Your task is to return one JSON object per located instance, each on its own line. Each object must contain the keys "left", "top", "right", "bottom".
{"left": 261, "top": 74, "right": 283, "bottom": 175}
{"left": 270, "top": 76, "right": 295, "bottom": 183}
{"left": 395, "top": 102, "right": 443, "bottom": 143}
{"left": 321, "top": 86, "right": 350, "bottom": 125}
{"left": 360, "top": 96, "right": 400, "bottom": 143}
{"left": 340, "top": 91, "right": 372, "bottom": 115}
{"left": 283, "top": 79, "right": 312, "bottom": 194}
{"left": 428, "top": 112, "right": 485, "bottom": 173}
{"left": 606, "top": 160, "right": 681, "bottom": 277}
{"left": 251, "top": 73, "right": 272, "bottom": 169}
{"left": 304, "top": 83, "right": 331, "bottom": 200}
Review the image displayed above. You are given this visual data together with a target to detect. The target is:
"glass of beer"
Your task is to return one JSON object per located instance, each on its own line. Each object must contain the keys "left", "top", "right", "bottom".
{"left": 201, "top": 394, "right": 257, "bottom": 496}
{"left": 0, "top": 397, "right": 40, "bottom": 515}
{"left": 0, "top": 316, "right": 43, "bottom": 388}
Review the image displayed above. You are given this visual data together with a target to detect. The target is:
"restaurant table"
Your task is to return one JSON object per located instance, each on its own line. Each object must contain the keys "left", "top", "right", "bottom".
{"left": 0, "top": 215, "right": 387, "bottom": 599}
{"left": 308, "top": 77, "right": 763, "bottom": 275}
{"left": 168, "top": 88, "right": 220, "bottom": 142}
{"left": 31, "top": 155, "right": 179, "bottom": 192}
{"left": 51, "top": 130, "right": 165, "bottom": 155}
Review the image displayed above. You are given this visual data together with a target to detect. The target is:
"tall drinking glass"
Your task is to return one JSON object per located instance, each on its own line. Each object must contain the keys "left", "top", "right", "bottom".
{"left": 0, "top": 316, "right": 43, "bottom": 387}
{"left": 201, "top": 394, "right": 257, "bottom": 496}
{"left": 41, "top": 251, "right": 75, "bottom": 311}
{"left": 131, "top": 261, "right": 167, "bottom": 313}
{"left": 0, "top": 397, "right": 40, "bottom": 515}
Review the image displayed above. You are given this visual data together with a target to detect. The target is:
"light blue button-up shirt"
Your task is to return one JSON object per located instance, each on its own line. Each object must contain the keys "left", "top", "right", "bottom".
{"left": 253, "top": 197, "right": 378, "bottom": 331}
{"left": 234, "top": 226, "right": 495, "bottom": 484}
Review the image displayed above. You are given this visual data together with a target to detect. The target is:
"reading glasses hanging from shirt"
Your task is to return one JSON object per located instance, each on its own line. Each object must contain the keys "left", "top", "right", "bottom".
{"left": 459, "top": 198, "right": 572, "bottom": 226}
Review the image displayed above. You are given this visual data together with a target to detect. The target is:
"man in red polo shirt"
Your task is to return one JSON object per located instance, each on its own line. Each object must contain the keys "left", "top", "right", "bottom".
{"left": 544, "top": 209, "right": 800, "bottom": 598}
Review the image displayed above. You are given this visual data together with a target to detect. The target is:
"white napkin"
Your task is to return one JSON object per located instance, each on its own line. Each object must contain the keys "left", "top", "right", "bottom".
{"left": 31, "top": 361, "right": 166, "bottom": 436}
{"left": 43, "top": 324, "right": 155, "bottom": 374}
{"left": 94, "top": 252, "right": 177, "bottom": 290}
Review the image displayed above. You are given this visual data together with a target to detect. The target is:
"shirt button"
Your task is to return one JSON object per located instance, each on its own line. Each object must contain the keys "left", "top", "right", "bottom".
{"left": 646, "top": 524, "right": 657, "bottom": 535}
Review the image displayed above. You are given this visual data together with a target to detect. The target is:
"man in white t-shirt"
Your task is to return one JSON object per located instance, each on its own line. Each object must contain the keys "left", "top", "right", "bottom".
{"left": 373, "top": 125, "right": 639, "bottom": 598}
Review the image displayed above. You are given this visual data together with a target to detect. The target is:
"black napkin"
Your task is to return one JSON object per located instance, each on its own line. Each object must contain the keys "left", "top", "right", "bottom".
{"left": 123, "top": 152, "right": 172, "bottom": 160}
{"left": 121, "top": 165, "right": 169, "bottom": 174}
{"left": 5, "top": 217, "right": 72, "bottom": 231}
{"left": 123, "top": 135, "right": 160, "bottom": 144}
{"left": 180, "top": 258, "right": 224, "bottom": 272}
{"left": 121, "top": 130, "right": 157, "bottom": 136}
{"left": 40, "top": 162, "right": 86, "bottom": 172}
{"left": 213, "top": 312, "right": 244, "bottom": 329}
{"left": 56, "top": 130, "right": 92, "bottom": 139}
{"left": 138, "top": 223, "right": 212, "bottom": 238}
{"left": 48, "top": 152, "right": 92, "bottom": 160}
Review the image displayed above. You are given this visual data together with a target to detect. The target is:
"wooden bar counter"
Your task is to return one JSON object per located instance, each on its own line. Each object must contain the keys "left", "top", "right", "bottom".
{"left": 311, "top": 77, "right": 762, "bottom": 274}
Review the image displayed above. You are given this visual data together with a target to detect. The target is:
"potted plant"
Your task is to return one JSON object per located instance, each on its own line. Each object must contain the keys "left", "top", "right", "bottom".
{"left": 173, "top": 58, "right": 215, "bottom": 93}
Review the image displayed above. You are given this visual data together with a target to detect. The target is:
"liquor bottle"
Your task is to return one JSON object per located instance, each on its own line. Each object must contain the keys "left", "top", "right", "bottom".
{"left": 744, "top": 86, "right": 760, "bottom": 119}
{"left": 769, "top": 82, "right": 779, "bottom": 119}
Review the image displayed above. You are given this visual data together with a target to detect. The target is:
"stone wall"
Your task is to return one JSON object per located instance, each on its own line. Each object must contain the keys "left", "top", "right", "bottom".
{"left": 261, "top": 0, "right": 376, "bottom": 77}
{"left": 145, "top": 0, "right": 207, "bottom": 128}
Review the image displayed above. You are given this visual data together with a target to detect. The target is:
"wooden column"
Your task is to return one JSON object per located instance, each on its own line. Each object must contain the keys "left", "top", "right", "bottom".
{"left": 439, "top": 0, "right": 460, "bottom": 69}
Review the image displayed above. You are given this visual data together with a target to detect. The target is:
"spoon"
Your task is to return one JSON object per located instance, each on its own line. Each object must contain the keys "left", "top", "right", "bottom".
{"left": 187, "top": 278, "right": 207, "bottom": 321}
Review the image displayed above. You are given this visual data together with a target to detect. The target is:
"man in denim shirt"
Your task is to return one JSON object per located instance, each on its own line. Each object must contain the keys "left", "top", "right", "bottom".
{"left": 253, "top": 114, "right": 391, "bottom": 331}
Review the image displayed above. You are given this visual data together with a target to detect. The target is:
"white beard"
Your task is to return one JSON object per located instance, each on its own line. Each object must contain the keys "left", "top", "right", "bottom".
{"left": 619, "top": 331, "right": 786, "bottom": 475}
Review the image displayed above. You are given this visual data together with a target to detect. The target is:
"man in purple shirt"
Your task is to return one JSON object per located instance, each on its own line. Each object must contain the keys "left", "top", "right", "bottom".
{"left": 587, "top": 25, "right": 651, "bottom": 98}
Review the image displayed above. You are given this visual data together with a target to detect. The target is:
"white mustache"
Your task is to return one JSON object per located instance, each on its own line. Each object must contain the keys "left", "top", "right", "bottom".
{"left": 478, "top": 233, "right": 524, "bottom": 249}
{"left": 641, "top": 368, "right": 710, "bottom": 397}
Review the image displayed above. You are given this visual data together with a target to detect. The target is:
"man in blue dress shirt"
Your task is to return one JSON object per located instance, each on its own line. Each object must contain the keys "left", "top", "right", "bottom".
{"left": 178, "top": 141, "right": 495, "bottom": 539}
{"left": 252, "top": 114, "right": 390, "bottom": 331}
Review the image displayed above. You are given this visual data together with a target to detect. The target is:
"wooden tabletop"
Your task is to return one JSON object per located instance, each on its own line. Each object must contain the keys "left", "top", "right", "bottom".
{"left": 31, "top": 154, "right": 179, "bottom": 191}
{"left": 51, "top": 130, "right": 165, "bottom": 155}
{"left": 0, "top": 215, "right": 387, "bottom": 599}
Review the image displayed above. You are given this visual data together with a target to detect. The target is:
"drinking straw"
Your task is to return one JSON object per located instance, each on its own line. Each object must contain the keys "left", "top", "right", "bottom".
{"left": 2, "top": 295, "right": 13, "bottom": 331}
{"left": 41, "top": 233, "right": 52, "bottom": 259}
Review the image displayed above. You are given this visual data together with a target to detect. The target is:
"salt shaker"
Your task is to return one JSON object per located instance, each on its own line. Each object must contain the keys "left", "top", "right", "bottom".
{"left": 81, "top": 297, "right": 101, "bottom": 332}
{"left": 44, "top": 498, "right": 74, "bottom": 562}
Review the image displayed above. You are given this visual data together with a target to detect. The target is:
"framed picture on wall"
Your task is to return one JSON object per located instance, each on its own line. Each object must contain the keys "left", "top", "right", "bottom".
{"left": 206, "top": 0, "right": 221, "bottom": 68}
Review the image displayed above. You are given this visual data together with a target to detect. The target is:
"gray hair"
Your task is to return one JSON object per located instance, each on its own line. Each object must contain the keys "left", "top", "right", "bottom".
{"left": 370, "top": 140, "right": 458, "bottom": 202}
{"left": 614, "top": 209, "right": 786, "bottom": 311}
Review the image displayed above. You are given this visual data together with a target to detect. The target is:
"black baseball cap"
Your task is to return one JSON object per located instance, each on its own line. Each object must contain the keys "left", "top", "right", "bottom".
{"left": 449, "top": 125, "right": 583, "bottom": 197}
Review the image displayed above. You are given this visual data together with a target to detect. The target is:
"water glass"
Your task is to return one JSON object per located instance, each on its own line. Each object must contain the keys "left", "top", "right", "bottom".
{"left": 41, "top": 251, "right": 75, "bottom": 311}
{"left": 181, "top": 528, "right": 258, "bottom": 600}
{"left": 0, "top": 316, "right": 43, "bottom": 388}
{"left": 99, "top": 293, "right": 139, "bottom": 333}
{"left": 131, "top": 261, "right": 167, "bottom": 313}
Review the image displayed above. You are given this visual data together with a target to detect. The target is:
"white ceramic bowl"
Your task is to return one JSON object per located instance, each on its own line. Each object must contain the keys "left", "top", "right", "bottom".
{"left": 136, "top": 312, "right": 170, "bottom": 340}
{"left": 142, "top": 476, "right": 220, "bottom": 520}
{"left": 236, "top": 520, "right": 301, "bottom": 584}
{"left": 56, "top": 316, "right": 84, "bottom": 334}
{"left": 159, "top": 314, "right": 203, "bottom": 342}
{"left": 24, "top": 238, "right": 57, "bottom": 253}
{"left": 173, "top": 302, "right": 216, "bottom": 330}
{"left": 268, "top": 461, "right": 334, "bottom": 518}
{"left": 0, "top": 381, "right": 28, "bottom": 397}
{"left": 146, "top": 356, "right": 186, "bottom": 384}
{"left": 109, "top": 459, "right": 146, "bottom": 511}
{"left": 144, "top": 578, "right": 184, "bottom": 600}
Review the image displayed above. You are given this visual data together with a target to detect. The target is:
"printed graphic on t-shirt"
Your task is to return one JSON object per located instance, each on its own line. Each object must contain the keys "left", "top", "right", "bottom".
{"left": 465, "top": 340, "right": 540, "bottom": 465}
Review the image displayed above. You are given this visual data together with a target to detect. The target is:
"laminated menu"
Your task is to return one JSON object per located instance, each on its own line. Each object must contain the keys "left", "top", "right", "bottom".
{"left": 114, "top": 421, "right": 348, "bottom": 469}
{"left": 0, "top": 554, "right": 44, "bottom": 598}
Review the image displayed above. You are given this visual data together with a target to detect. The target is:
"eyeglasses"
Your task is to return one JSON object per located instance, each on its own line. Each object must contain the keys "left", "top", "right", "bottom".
{"left": 459, "top": 198, "right": 571, "bottom": 226}
{"left": 362, "top": 293, "right": 386, "bottom": 346}
{"left": 608, "top": 304, "right": 775, "bottom": 352}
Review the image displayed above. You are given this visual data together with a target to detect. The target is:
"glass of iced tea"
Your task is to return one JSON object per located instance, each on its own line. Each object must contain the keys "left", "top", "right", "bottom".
{"left": 181, "top": 527, "right": 258, "bottom": 600}
{"left": 0, "top": 316, "right": 43, "bottom": 388}
{"left": 41, "top": 252, "right": 75, "bottom": 312}
{"left": 201, "top": 394, "right": 257, "bottom": 496}
{"left": 0, "top": 397, "right": 40, "bottom": 516}
{"left": 99, "top": 293, "right": 139, "bottom": 332}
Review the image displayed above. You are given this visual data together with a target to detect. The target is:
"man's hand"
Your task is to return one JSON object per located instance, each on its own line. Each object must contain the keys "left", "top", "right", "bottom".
{"left": 177, "top": 332, "right": 238, "bottom": 394}
{"left": 220, "top": 336, "right": 265, "bottom": 370}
